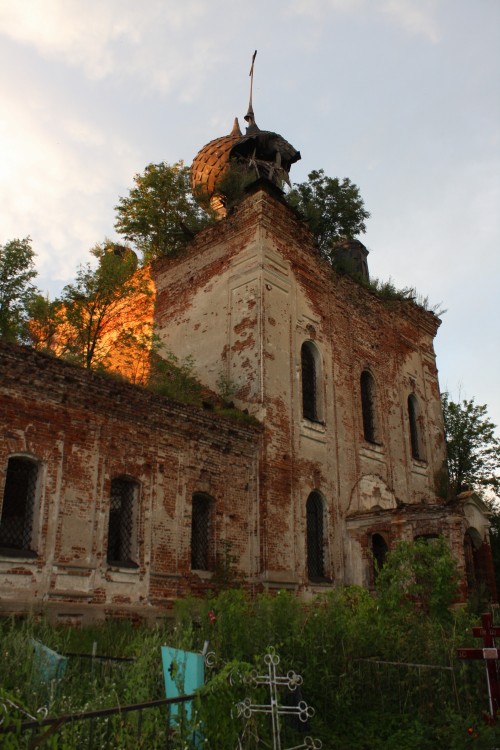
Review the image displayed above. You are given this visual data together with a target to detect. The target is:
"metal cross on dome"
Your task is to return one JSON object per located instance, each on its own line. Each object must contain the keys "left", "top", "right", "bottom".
{"left": 236, "top": 650, "right": 322, "bottom": 750}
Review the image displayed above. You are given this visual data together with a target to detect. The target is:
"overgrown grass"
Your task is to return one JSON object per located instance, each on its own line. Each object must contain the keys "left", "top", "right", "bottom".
{"left": 0, "top": 588, "right": 494, "bottom": 749}
{"left": 331, "top": 254, "right": 446, "bottom": 316}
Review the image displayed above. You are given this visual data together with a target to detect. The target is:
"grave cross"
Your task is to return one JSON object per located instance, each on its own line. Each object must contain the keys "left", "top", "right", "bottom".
{"left": 236, "top": 651, "right": 322, "bottom": 750}
{"left": 458, "top": 612, "right": 500, "bottom": 720}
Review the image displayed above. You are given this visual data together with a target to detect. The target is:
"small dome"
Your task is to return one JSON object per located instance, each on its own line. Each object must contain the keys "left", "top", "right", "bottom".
{"left": 191, "top": 115, "right": 301, "bottom": 216}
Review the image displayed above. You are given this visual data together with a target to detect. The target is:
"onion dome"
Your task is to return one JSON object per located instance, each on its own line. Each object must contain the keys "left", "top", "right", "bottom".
{"left": 191, "top": 54, "right": 301, "bottom": 217}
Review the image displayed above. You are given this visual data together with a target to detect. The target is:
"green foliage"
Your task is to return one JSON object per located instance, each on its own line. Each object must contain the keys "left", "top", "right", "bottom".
{"left": 375, "top": 536, "right": 460, "bottom": 621}
{"left": 26, "top": 293, "right": 66, "bottom": 353}
{"left": 336, "top": 269, "right": 445, "bottom": 315}
{"left": 442, "top": 394, "right": 500, "bottom": 498}
{"left": 114, "top": 161, "right": 214, "bottom": 263}
{"left": 215, "top": 370, "right": 238, "bottom": 403}
{"left": 147, "top": 350, "right": 203, "bottom": 404}
{"left": 61, "top": 241, "right": 151, "bottom": 370}
{"left": 212, "top": 161, "right": 258, "bottom": 211}
{"left": 0, "top": 549, "right": 495, "bottom": 750}
{"left": 0, "top": 237, "right": 38, "bottom": 343}
{"left": 286, "top": 169, "right": 370, "bottom": 259}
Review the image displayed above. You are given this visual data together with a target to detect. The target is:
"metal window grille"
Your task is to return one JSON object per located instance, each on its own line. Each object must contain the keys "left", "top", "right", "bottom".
{"left": 360, "top": 371, "right": 376, "bottom": 443}
{"left": 307, "top": 492, "right": 325, "bottom": 581}
{"left": 191, "top": 494, "right": 211, "bottom": 570}
{"left": 107, "top": 478, "right": 136, "bottom": 565}
{"left": 0, "top": 457, "right": 38, "bottom": 552}
{"left": 408, "top": 395, "right": 421, "bottom": 459}
{"left": 301, "top": 344, "right": 317, "bottom": 421}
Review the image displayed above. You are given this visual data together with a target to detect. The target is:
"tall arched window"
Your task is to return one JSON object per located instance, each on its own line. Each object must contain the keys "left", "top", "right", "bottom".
{"left": 0, "top": 456, "right": 38, "bottom": 555}
{"left": 191, "top": 493, "right": 213, "bottom": 571}
{"left": 408, "top": 394, "right": 424, "bottom": 460}
{"left": 360, "top": 370, "right": 378, "bottom": 443}
{"left": 107, "top": 477, "right": 139, "bottom": 567}
{"left": 371, "top": 533, "right": 388, "bottom": 579}
{"left": 301, "top": 341, "right": 322, "bottom": 422}
{"left": 306, "top": 491, "right": 326, "bottom": 581}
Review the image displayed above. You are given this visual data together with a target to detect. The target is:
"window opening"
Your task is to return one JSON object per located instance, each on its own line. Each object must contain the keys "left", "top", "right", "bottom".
{"left": 372, "top": 533, "right": 388, "bottom": 578}
{"left": 408, "top": 394, "right": 423, "bottom": 460}
{"left": 107, "top": 477, "right": 137, "bottom": 566}
{"left": 0, "top": 457, "right": 38, "bottom": 554}
{"left": 191, "top": 494, "right": 212, "bottom": 571}
{"left": 301, "top": 342, "right": 319, "bottom": 422}
{"left": 307, "top": 492, "right": 325, "bottom": 581}
{"left": 360, "top": 371, "right": 377, "bottom": 443}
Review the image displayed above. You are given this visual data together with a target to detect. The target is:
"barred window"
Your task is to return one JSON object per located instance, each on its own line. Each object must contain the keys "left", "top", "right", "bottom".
{"left": 191, "top": 493, "right": 213, "bottom": 571}
{"left": 408, "top": 394, "right": 424, "bottom": 460}
{"left": 301, "top": 341, "right": 322, "bottom": 422}
{"left": 360, "top": 370, "right": 378, "bottom": 444}
{"left": 0, "top": 457, "right": 38, "bottom": 555}
{"left": 306, "top": 492, "right": 326, "bottom": 581}
{"left": 107, "top": 477, "right": 138, "bottom": 567}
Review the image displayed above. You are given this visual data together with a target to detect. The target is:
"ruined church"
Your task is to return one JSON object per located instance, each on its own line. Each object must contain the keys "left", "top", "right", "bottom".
{"left": 0, "top": 88, "right": 494, "bottom": 622}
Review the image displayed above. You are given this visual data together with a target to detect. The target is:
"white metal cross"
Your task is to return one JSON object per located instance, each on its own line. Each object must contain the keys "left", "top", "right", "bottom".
{"left": 236, "top": 650, "right": 322, "bottom": 750}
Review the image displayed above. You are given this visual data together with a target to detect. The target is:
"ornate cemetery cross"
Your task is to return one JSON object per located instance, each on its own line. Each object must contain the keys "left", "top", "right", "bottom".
{"left": 236, "top": 650, "right": 322, "bottom": 750}
{"left": 458, "top": 612, "right": 500, "bottom": 721}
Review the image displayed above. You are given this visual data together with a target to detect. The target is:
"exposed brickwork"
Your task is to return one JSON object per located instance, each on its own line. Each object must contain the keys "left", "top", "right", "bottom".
{"left": 0, "top": 183, "right": 493, "bottom": 620}
{"left": 153, "top": 183, "right": 493, "bottom": 597}
{"left": 0, "top": 344, "right": 261, "bottom": 622}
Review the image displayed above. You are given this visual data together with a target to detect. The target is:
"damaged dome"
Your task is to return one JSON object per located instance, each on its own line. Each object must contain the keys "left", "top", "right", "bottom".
{"left": 191, "top": 57, "right": 301, "bottom": 216}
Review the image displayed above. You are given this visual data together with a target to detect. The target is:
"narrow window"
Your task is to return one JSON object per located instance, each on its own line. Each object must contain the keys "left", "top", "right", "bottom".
{"left": 408, "top": 394, "right": 424, "bottom": 460}
{"left": 107, "top": 477, "right": 138, "bottom": 566}
{"left": 372, "top": 533, "right": 388, "bottom": 578}
{"left": 301, "top": 341, "right": 322, "bottom": 422}
{"left": 0, "top": 457, "right": 38, "bottom": 555}
{"left": 360, "top": 370, "right": 378, "bottom": 443}
{"left": 306, "top": 491, "right": 325, "bottom": 581}
{"left": 191, "top": 493, "right": 213, "bottom": 571}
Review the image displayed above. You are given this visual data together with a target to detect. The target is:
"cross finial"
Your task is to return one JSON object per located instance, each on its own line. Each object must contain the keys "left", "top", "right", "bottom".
{"left": 245, "top": 50, "right": 258, "bottom": 128}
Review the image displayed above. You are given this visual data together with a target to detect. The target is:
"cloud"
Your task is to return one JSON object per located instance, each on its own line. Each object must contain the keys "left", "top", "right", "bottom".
{"left": 285, "top": 0, "right": 440, "bottom": 42}
{"left": 0, "top": 77, "right": 137, "bottom": 284}
{"left": 380, "top": 0, "right": 440, "bottom": 43}
{"left": 0, "top": 0, "right": 218, "bottom": 93}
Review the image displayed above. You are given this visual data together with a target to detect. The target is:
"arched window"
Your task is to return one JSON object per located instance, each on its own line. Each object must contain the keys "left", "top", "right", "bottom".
{"left": 408, "top": 394, "right": 424, "bottom": 460}
{"left": 191, "top": 493, "right": 213, "bottom": 571}
{"left": 0, "top": 456, "right": 39, "bottom": 555}
{"left": 371, "top": 533, "right": 388, "bottom": 579}
{"left": 306, "top": 491, "right": 326, "bottom": 581}
{"left": 107, "top": 477, "right": 139, "bottom": 567}
{"left": 301, "top": 341, "right": 322, "bottom": 422}
{"left": 360, "top": 370, "right": 378, "bottom": 444}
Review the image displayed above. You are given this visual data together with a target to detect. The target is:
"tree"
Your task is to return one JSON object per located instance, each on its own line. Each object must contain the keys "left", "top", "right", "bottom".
{"left": 60, "top": 241, "right": 153, "bottom": 374}
{"left": 375, "top": 537, "right": 459, "bottom": 620}
{"left": 114, "top": 161, "right": 214, "bottom": 263}
{"left": 285, "top": 169, "right": 370, "bottom": 260}
{"left": 26, "top": 294, "right": 66, "bottom": 353}
{"left": 0, "top": 237, "right": 38, "bottom": 342}
{"left": 442, "top": 394, "right": 500, "bottom": 498}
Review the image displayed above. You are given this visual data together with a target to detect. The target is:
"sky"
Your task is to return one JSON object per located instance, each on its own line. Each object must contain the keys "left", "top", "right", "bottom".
{"left": 1, "top": 0, "right": 499, "bottom": 429}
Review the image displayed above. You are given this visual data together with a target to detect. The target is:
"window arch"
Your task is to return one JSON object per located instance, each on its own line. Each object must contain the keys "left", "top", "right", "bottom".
{"left": 371, "top": 533, "right": 388, "bottom": 579}
{"left": 301, "top": 341, "right": 322, "bottom": 422}
{"left": 408, "top": 394, "right": 424, "bottom": 460}
{"left": 306, "top": 491, "right": 326, "bottom": 581}
{"left": 191, "top": 493, "right": 213, "bottom": 571}
{"left": 360, "top": 370, "right": 379, "bottom": 444}
{"left": 0, "top": 456, "right": 39, "bottom": 555}
{"left": 106, "top": 476, "right": 139, "bottom": 567}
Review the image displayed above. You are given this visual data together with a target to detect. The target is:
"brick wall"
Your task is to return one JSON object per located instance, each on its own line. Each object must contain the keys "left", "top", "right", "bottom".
{"left": 0, "top": 344, "right": 261, "bottom": 623}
